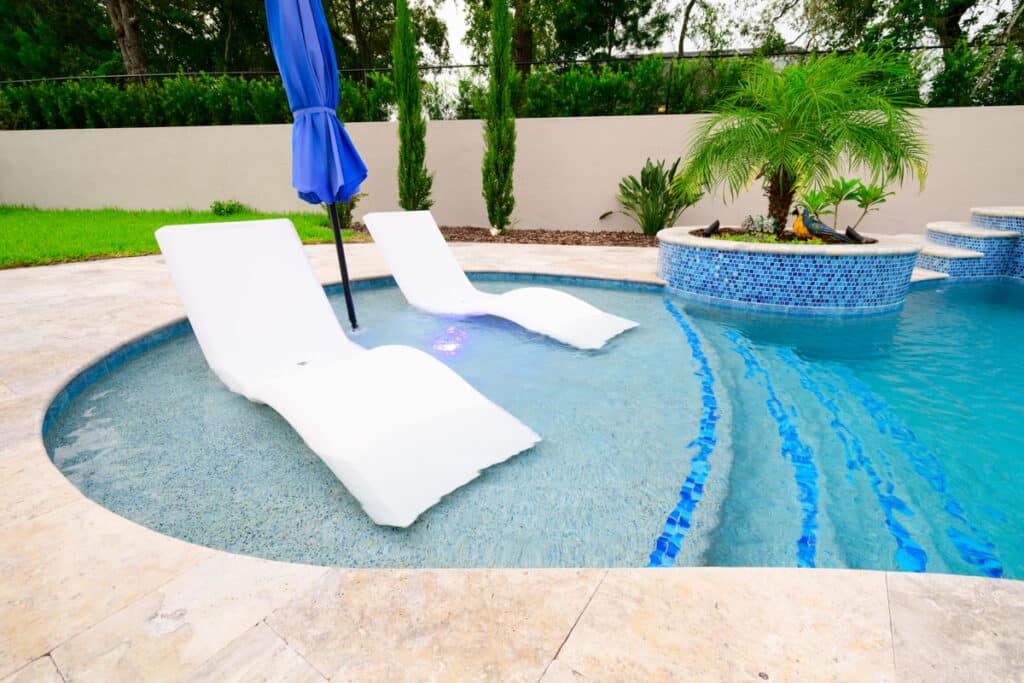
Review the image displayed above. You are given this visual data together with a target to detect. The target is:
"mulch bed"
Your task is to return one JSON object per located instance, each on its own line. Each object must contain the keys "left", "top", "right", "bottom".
{"left": 693, "top": 227, "right": 876, "bottom": 245}
{"left": 351, "top": 222, "right": 658, "bottom": 247}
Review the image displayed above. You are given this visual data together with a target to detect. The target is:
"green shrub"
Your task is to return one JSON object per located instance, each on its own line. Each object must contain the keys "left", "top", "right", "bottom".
{"left": 601, "top": 158, "right": 701, "bottom": 235}
{"left": 210, "top": 199, "right": 249, "bottom": 216}
{"left": 482, "top": 0, "right": 516, "bottom": 234}
{"left": 393, "top": 0, "right": 433, "bottom": 210}
{"left": 0, "top": 73, "right": 394, "bottom": 130}
{"left": 332, "top": 192, "right": 365, "bottom": 232}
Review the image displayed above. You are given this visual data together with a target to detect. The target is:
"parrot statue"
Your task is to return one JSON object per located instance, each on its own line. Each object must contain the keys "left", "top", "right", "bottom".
{"left": 793, "top": 206, "right": 851, "bottom": 243}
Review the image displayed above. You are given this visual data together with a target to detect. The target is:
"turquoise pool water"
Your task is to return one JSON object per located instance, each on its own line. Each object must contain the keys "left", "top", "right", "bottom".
{"left": 44, "top": 278, "right": 1024, "bottom": 576}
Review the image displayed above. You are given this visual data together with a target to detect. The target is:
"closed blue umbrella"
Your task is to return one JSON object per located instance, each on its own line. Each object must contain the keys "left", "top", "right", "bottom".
{"left": 265, "top": 0, "right": 367, "bottom": 329}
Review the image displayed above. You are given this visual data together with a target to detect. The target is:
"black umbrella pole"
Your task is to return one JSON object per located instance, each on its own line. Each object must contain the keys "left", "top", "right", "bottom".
{"left": 327, "top": 203, "right": 358, "bottom": 330}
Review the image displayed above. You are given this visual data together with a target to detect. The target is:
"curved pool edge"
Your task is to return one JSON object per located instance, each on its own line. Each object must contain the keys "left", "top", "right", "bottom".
{"left": 7, "top": 248, "right": 1024, "bottom": 680}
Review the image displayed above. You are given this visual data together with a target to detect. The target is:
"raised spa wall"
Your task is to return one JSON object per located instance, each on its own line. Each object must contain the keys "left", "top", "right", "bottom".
{"left": 657, "top": 207, "right": 1024, "bottom": 316}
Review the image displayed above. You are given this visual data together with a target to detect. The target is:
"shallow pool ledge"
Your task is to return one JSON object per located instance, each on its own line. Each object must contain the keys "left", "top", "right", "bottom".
{"left": 657, "top": 227, "right": 922, "bottom": 317}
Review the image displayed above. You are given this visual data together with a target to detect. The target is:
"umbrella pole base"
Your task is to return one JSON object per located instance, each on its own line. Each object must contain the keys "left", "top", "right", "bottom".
{"left": 328, "top": 203, "right": 358, "bottom": 330}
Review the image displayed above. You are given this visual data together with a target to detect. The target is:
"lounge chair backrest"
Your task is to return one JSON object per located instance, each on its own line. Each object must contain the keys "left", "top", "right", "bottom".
{"left": 363, "top": 211, "right": 476, "bottom": 308}
{"left": 156, "top": 219, "right": 357, "bottom": 393}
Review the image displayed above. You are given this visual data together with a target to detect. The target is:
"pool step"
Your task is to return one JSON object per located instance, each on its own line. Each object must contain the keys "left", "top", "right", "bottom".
{"left": 926, "top": 221, "right": 1019, "bottom": 239}
{"left": 911, "top": 267, "right": 950, "bottom": 283}
{"left": 919, "top": 244, "right": 984, "bottom": 259}
{"left": 971, "top": 207, "right": 1024, "bottom": 233}
{"left": 917, "top": 208, "right": 1024, "bottom": 281}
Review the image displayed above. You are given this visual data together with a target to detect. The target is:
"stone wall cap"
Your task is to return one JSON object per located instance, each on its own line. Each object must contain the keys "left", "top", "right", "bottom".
{"left": 927, "top": 221, "right": 1019, "bottom": 238}
{"left": 657, "top": 226, "right": 922, "bottom": 256}
{"left": 971, "top": 206, "right": 1024, "bottom": 217}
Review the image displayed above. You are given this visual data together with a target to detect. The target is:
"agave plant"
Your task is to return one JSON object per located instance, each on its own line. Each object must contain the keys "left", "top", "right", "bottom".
{"left": 683, "top": 52, "right": 928, "bottom": 230}
{"left": 601, "top": 158, "right": 702, "bottom": 236}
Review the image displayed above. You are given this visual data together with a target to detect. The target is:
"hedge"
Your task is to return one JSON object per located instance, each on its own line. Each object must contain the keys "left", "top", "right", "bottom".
{"left": 0, "top": 72, "right": 395, "bottom": 129}
{"left": 2, "top": 49, "right": 1022, "bottom": 130}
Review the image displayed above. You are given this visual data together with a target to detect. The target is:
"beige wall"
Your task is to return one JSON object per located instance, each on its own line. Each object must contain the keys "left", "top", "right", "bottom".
{"left": 1, "top": 106, "right": 1022, "bottom": 234}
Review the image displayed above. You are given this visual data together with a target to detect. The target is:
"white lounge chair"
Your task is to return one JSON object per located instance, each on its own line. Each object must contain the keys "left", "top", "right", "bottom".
{"left": 155, "top": 218, "right": 539, "bottom": 527}
{"left": 362, "top": 211, "right": 638, "bottom": 349}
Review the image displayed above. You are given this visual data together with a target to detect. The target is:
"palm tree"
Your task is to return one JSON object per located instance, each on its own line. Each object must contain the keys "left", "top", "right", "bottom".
{"left": 683, "top": 52, "right": 928, "bottom": 231}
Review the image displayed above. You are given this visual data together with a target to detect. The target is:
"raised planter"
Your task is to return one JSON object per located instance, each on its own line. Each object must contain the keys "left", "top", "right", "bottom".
{"left": 657, "top": 226, "right": 921, "bottom": 316}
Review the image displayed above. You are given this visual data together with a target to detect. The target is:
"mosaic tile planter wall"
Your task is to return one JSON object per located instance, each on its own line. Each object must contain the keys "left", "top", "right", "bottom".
{"left": 657, "top": 228, "right": 920, "bottom": 316}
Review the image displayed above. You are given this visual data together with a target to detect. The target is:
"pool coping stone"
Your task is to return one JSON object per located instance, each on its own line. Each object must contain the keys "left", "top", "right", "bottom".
{"left": 2, "top": 242, "right": 1022, "bottom": 682}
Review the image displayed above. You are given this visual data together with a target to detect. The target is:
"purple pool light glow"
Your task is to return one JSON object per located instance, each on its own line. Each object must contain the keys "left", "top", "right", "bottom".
{"left": 431, "top": 326, "right": 469, "bottom": 358}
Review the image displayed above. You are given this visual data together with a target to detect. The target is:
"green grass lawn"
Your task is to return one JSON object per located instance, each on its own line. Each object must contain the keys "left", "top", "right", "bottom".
{"left": 0, "top": 206, "right": 368, "bottom": 269}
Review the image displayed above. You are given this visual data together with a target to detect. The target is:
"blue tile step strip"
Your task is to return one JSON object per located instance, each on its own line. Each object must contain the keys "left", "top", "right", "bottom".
{"left": 918, "top": 213, "right": 1023, "bottom": 280}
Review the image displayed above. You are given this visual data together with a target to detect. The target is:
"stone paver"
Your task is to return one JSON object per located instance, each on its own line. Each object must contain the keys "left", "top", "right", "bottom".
{"left": 552, "top": 568, "right": 896, "bottom": 681}
{"left": 888, "top": 572, "right": 1024, "bottom": 682}
{"left": 0, "top": 657, "right": 64, "bottom": 683}
{"left": 50, "top": 554, "right": 326, "bottom": 682}
{"left": 266, "top": 568, "right": 604, "bottom": 682}
{"left": 1, "top": 244, "right": 1021, "bottom": 681}
{"left": 185, "top": 622, "right": 326, "bottom": 683}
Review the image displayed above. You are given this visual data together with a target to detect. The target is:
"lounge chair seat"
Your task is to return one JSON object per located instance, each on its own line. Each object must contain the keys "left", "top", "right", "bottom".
{"left": 156, "top": 218, "right": 539, "bottom": 527}
{"left": 363, "top": 211, "right": 638, "bottom": 349}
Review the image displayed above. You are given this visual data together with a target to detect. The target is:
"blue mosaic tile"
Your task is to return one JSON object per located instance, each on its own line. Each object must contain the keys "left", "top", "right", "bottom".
{"left": 726, "top": 332, "right": 818, "bottom": 568}
{"left": 838, "top": 369, "right": 1004, "bottom": 578}
{"left": 922, "top": 231, "right": 1017, "bottom": 278}
{"left": 970, "top": 212, "right": 1024, "bottom": 281}
{"left": 657, "top": 242, "right": 917, "bottom": 315}
{"left": 776, "top": 348, "right": 928, "bottom": 572}
{"left": 649, "top": 299, "right": 719, "bottom": 568}
{"left": 971, "top": 212, "right": 1024, "bottom": 233}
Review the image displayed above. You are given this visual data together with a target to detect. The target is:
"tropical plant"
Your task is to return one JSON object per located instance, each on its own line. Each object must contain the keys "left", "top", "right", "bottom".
{"left": 393, "top": 0, "right": 433, "bottom": 210}
{"left": 797, "top": 189, "right": 833, "bottom": 224}
{"left": 683, "top": 52, "right": 928, "bottom": 230}
{"left": 601, "top": 158, "right": 701, "bottom": 235}
{"left": 332, "top": 192, "right": 366, "bottom": 232}
{"left": 800, "top": 177, "right": 897, "bottom": 232}
{"left": 482, "top": 0, "right": 516, "bottom": 234}
{"left": 850, "top": 182, "right": 895, "bottom": 230}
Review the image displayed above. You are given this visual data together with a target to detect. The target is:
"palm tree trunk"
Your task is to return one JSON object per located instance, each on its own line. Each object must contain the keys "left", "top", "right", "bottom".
{"left": 766, "top": 168, "right": 796, "bottom": 232}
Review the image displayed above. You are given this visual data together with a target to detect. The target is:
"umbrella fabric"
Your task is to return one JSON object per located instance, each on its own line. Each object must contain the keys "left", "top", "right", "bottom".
{"left": 266, "top": 0, "right": 368, "bottom": 205}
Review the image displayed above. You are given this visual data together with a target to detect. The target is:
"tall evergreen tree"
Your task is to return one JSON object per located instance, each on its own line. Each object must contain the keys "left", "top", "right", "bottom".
{"left": 393, "top": 0, "right": 433, "bottom": 210}
{"left": 482, "top": 0, "right": 516, "bottom": 233}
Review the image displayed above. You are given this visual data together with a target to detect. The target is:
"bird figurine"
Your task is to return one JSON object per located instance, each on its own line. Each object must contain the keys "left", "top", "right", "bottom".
{"left": 792, "top": 209, "right": 812, "bottom": 239}
{"left": 793, "top": 206, "right": 851, "bottom": 243}
{"left": 701, "top": 219, "right": 721, "bottom": 237}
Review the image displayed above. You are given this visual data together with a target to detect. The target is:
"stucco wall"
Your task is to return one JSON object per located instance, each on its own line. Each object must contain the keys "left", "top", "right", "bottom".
{"left": 0, "top": 106, "right": 1021, "bottom": 234}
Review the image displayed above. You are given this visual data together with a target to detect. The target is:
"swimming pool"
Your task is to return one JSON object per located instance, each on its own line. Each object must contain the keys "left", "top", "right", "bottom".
{"left": 44, "top": 276, "right": 1024, "bottom": 577}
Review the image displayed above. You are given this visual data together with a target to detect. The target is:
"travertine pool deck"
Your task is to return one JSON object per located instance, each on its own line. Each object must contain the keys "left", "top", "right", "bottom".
{"left": 2, "top": 243, "right": 1022, "bottom": 682}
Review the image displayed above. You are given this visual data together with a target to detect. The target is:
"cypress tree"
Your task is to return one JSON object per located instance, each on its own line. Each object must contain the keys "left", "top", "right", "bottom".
{"left": 482, "top": 0, "right": 516, "bottom": 233}
{"left": 392, "top": 0, "right": 433, "bottom": 210}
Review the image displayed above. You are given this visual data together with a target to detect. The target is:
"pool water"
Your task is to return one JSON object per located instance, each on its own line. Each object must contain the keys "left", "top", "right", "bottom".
{"left": 45, "top": 278, "right": 1024, "bottom": 577}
